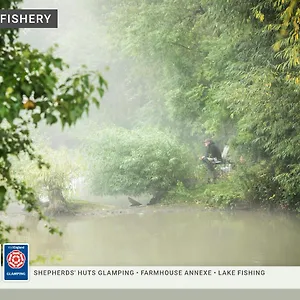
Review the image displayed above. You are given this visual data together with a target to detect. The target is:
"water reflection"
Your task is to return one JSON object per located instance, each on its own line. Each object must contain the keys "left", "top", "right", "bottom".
{"left": 6, "top": 207, "right": 300, "bottom": 266}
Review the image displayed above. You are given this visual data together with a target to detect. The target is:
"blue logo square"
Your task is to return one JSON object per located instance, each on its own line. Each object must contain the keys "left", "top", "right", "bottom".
{"left": 3, "top": 243, "right": 29, "bottom": 281}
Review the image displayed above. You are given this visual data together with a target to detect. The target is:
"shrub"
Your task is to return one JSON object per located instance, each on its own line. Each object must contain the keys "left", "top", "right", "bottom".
{"left": 201, "top": 173, "right": 244, "bottom": 209}
{"left": 82, "top": 126, "right": 197, "bottom": 199}
{"left": 234, "top": 161, "right": 300, "bottom": 211}
{"left": 11, "top": 137, "right": 84, "bottom": 213}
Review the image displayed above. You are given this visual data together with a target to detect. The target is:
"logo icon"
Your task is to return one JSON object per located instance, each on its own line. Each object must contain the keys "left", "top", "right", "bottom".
{"left": 3, "top": 243, "right": 29, "bottom": 281}
{"left": 7, "top": 249, "right": 26, "bottom": 269}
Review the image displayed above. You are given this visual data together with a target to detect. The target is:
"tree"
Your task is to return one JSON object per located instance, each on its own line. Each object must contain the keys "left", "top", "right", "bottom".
{"left": 82, "top": 126, "right": 196, "bottom": 203}
{"left": 0, "top": 0, "right": 107, "bottom": 243}
{"left": 11, "top": 136, "right": 85, "bottom": 215}
{"left": 107, "top": 0, "right": 300, "bottom": 210}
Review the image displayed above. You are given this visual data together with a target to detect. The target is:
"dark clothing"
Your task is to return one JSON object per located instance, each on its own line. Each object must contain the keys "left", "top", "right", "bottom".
{"left": 205, "top": 142, "right": 222, "bottom": 162}
{"left": 202, "top": 157, "right": 216, "bottom": 172}
{"left": 202, "top": 141, "right": 222, "bottom": 183}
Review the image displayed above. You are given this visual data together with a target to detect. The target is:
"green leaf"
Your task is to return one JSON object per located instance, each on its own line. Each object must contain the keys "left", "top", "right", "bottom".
{"left": 97, "top": 87, "right": 105, "bottom": 97}
{"left": 53, "top": 58, "right": 63, "bottom": 70}
{"left": 0, "top": 186, "right": 7, "bottom": 211}
{"left": 46, "top": 114, "right": 58, "bottom": 125}
{"left": 32, "top": 113, "right": 41, "bottom": 123}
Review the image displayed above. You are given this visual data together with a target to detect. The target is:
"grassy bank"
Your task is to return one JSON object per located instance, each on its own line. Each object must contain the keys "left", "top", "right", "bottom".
{"left": 162, "top": 169, "right": 300, "bottom": 214}
{"left": 162, "top": 176, "right": 246, "bottom": 210}
{"left": 42, "top": 199, "right": 113, "bottom": 217}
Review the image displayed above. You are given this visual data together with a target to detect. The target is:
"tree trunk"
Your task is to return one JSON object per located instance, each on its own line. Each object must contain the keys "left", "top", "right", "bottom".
{"left": 46, "top": 188, "right": 69, "bottom": 215}
{"left": 147, "top": 190, "right": 167, "bottom": 205}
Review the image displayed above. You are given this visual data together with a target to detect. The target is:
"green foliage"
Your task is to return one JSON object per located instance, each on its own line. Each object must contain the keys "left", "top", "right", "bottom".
{"left": 107, "top": 0, "right": 240, "bottom": 137}
{"left": 230, "top": 161, "right": 300, "bottom": 211}
{"left": 82, "top": 126, "right": 196, "bottom": 197}
{"left": 0, "top": 0, "right": 107, "bottom": 243}
{"left": 163, "top": 180, "right": 202, "bottom": 205}
{"left": 203, "top": 186, "right": 243, "bottom": 210}
{"left": 11, "top": 137, "right": 84, "bottom": 202}
{"left": 162, "top": 169, "right": 244, "bottom": 209}
{"left": 197, "top": 173, "right": 244, "bottom": 209}
{"left": 107, "top": 0, "right": 300, "bottom": 210}
{"left": 252, "top": 0, "right": 300, "bottom": 72}
{"left": 30, "top": 254, "right": 62, "bottom": 266}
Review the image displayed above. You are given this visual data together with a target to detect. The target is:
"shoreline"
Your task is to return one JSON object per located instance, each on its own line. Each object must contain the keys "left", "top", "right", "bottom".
{"left": 48, "top": 200, "right": 300, "bottom": 219}
{"left": 2, "top": 199, "right": 298, "bottom": 221}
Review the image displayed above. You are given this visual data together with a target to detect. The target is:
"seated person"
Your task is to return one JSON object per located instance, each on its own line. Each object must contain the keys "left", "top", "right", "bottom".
{"left": 200, "top": 138, "right": 222, "bottom": 183}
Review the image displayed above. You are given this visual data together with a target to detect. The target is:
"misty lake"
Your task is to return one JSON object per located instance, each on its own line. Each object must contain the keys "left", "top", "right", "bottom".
{"left": 4, "top": 204, "right": 300, "bottom": 266}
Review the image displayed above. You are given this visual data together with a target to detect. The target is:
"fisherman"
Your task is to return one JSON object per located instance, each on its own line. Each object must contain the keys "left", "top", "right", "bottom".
{"left": 200, "top": 138, "right": 222, "bottom": 183}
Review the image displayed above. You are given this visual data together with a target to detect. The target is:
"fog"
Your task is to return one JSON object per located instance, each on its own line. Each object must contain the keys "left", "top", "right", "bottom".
{"left": 20, "top": 0, "right": 132, "bottom": 143}
{"left": 14, "top": 0, "right": 158, "bottom": 206}
{"left": 3, "top": 0, "right": 300, "bottom": 268}
{"left": 19, "top": 0, "right": 173, "bottom": 143}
